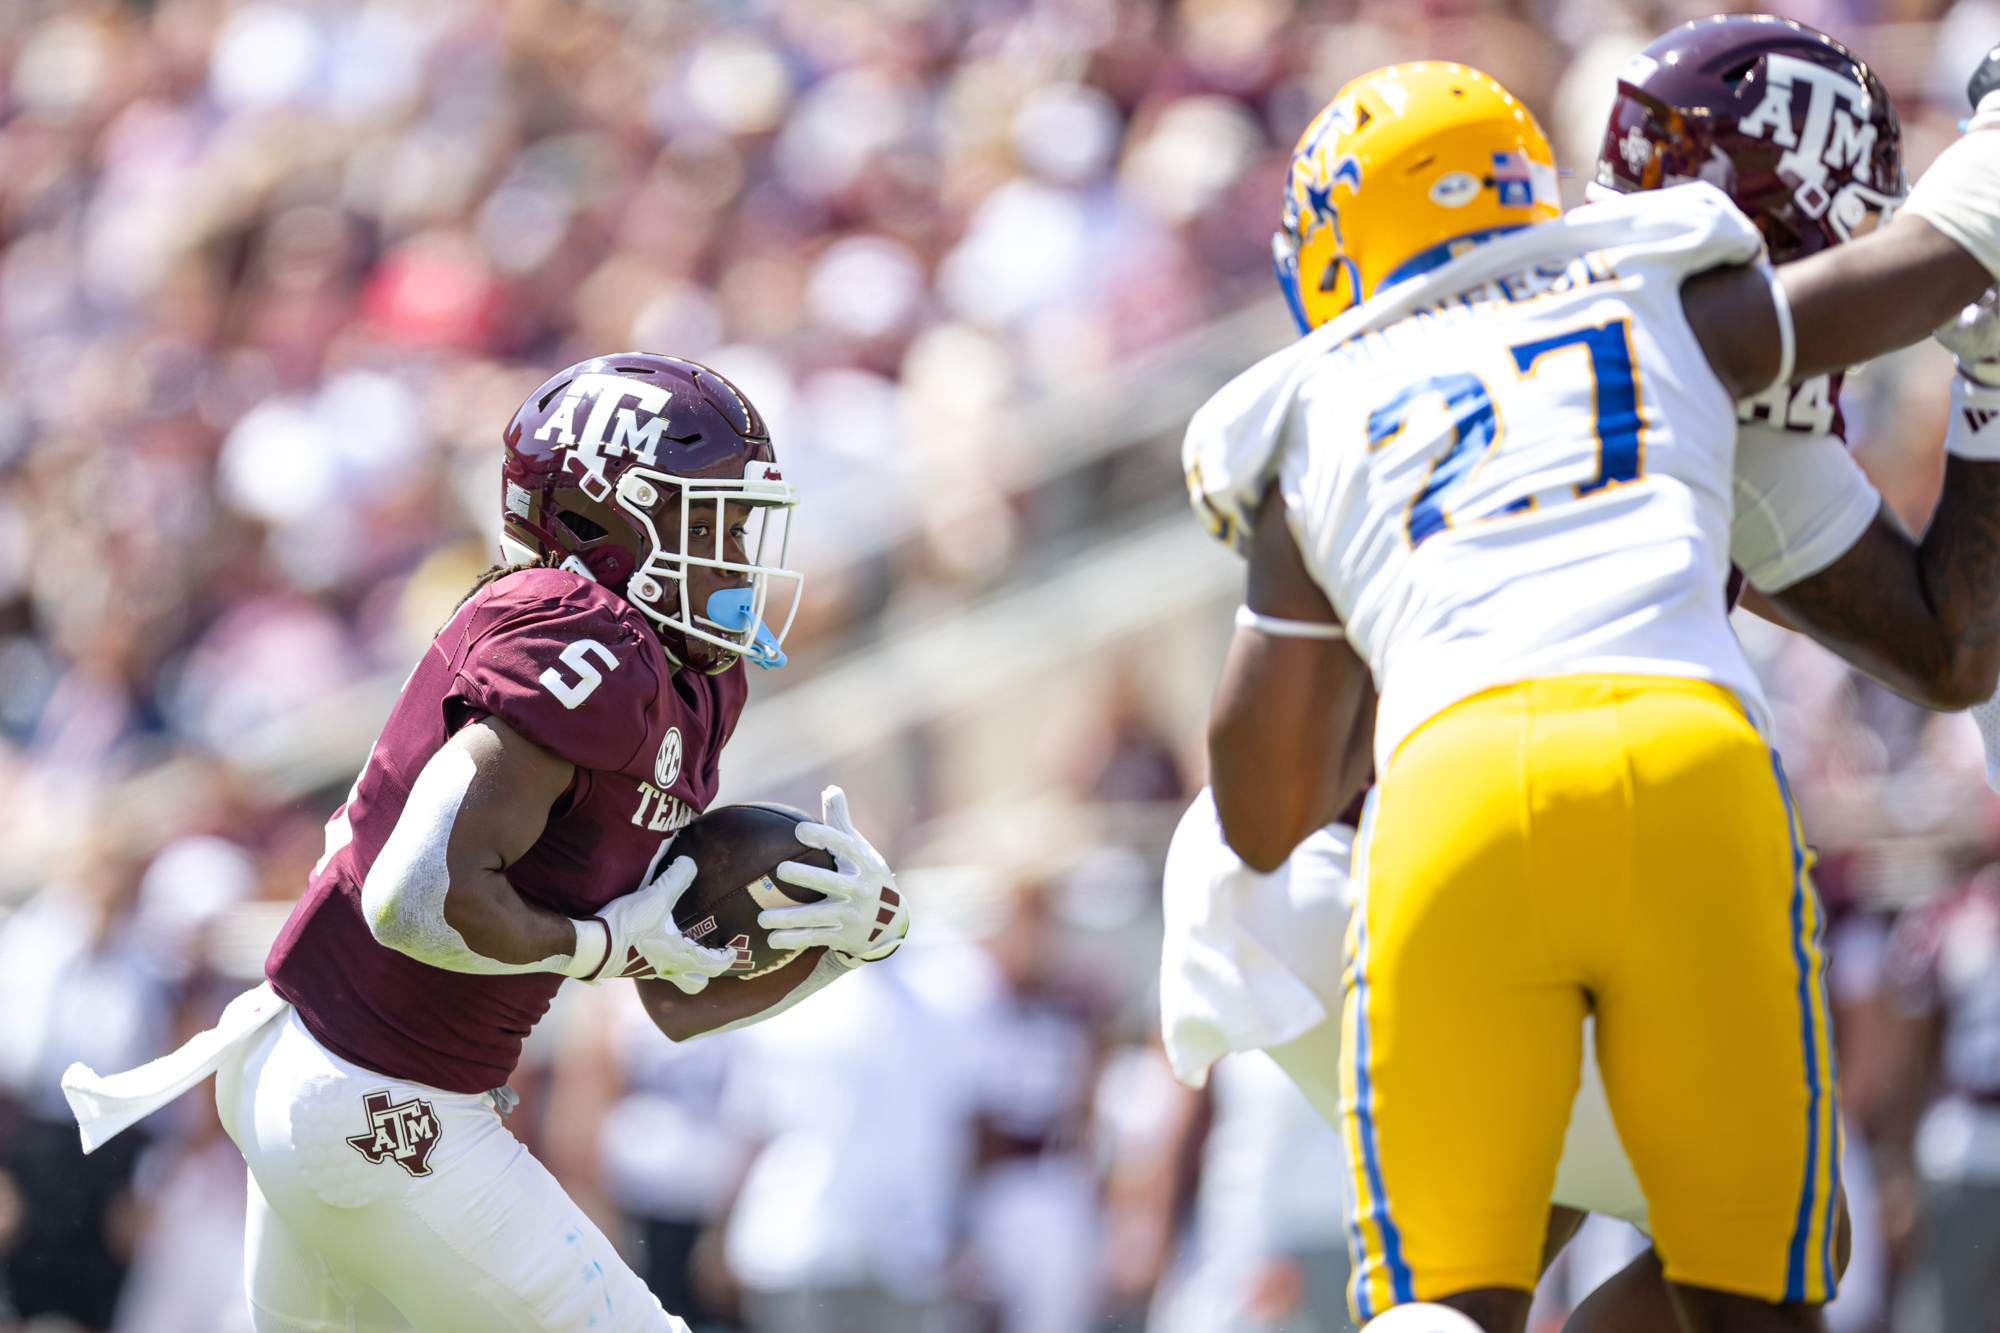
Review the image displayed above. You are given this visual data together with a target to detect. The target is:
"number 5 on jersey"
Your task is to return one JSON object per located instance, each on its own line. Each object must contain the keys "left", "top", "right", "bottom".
{"left": 1375, "top": 318, "right": 1646, "bottom": 548}
{"left": 541, "top": 639, "right": 619, "bottom": 708}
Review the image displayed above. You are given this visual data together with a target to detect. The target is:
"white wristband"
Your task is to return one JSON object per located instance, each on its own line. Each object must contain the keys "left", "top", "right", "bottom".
{"left": 1948, "top": 375, "right": 2000, "bottom": 460}
{"left": 560, "top": 918, "right": 612, "bottom": 981}
{"left": 1236, "top": 604, "right": 1345, "bottom": 639}
{"left": 1760, "top": 261, "right": 1795, "bottom": 395}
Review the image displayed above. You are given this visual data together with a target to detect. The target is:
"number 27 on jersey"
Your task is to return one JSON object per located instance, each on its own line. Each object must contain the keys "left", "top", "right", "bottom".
{"left": 1369, "top": 318, "right": 1646, "bottom": 547}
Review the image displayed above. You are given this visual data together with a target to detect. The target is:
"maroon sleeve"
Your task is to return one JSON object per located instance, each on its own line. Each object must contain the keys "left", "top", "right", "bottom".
{"left": 452, "top": 574, "right": 659, "bottom": 773}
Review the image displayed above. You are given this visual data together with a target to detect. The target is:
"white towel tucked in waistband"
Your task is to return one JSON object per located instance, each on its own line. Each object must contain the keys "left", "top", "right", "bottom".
{"left": 63, "top": 981, "right": 291, "bottom": 1153}
{"left": 1158, "top": 789, "right": 1355, "bottom": 1088}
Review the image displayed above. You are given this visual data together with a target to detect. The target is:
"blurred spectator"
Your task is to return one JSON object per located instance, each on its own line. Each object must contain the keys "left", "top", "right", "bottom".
{"left": 1070, "top": 667, "right": 1188, "bottom": 806}
{"left": 1811, "top": 868, "right": 1898, "bottom": 1333}
{"left": 960, "top": 888, "right": 1109, "bottom": 1333}
{"left": 1881, "top": 865, "right": 2000, "bottom": 1333}
{"left": 111, "top": 983, "right": 257, "bottom": 1333}
{"left": 0, "top": 837, "right": 168, "bottom": 1331}
{"left": 721, "top": 949, "right": 982, "bottom": 1333}
{"left": 1095, "top": 1041, "right": 1204, "bottom": 1325}
{"left": 130, "top": 833, "right": 258, "bottom": 983}
{"left": 547, "top": 984, "right": 753, "bottom": 1332}
{"left": 1151, "top": 1051, "right": 1355, "bottom": 1333}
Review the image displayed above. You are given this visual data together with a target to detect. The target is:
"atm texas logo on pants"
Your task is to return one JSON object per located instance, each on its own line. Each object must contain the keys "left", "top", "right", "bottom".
{"left": 345, "top": 1089, "right": 443, "bottom": 1177}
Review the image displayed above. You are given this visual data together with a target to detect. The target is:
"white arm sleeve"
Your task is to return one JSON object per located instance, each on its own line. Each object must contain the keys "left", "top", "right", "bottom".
{"left": 1904, "top": 128, "right": 2000, "bottom": 281}
{"left": 1729, "top": 425, "right": 1881, "bottom": 593}
{"left": 690, "top": 950, "right": 854, "bottom": 1038}
{"left": 361, "top": 744, "right": 605, "bottom": 977}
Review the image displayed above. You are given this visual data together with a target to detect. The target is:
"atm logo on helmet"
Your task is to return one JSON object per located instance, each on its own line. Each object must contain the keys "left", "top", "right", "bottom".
{"left": 1736, "top": 53, "right": 1878, "bottom": 217}
{"left": 534, "top": 373, "right": 676, "bottom": 474}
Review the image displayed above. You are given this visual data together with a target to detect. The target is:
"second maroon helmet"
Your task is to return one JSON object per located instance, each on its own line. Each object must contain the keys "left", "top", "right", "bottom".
{"left": 1596, "top": 14, "right": 1903, "bottom": 264}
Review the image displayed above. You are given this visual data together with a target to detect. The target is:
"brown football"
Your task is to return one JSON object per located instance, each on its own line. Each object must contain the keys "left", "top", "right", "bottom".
{"left": 669, "top": 803, "right": 832, "bottom": 979}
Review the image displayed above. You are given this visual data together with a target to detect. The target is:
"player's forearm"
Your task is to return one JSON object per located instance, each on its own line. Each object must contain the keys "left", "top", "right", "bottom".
{"left": 1780, "top": 216, "right": 1993, "bottom": 384}
{"left": 636, "top": 946, "right": 827, "bottom": 1041}
{"left": 1771, "top": 471, "right": 2000, "bottom": 709}
{"left": 441, "top": 872, "right": 582, "bottom": 966}
{"left": 1209, "top": 634, "right": 1372, "bottom": 872}
{"left": 1215, "top": 487, "right": 1371, "bottom": 870}
{"left": 1914, "top": 455, "right": 2000, "bottom": 703}
{"left": 362, "top": 734, "right": 606, "bottom": 976}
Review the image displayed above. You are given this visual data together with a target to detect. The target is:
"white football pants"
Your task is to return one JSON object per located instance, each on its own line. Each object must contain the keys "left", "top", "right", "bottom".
{"left": 217, "top": 1011, "right": 687, "bottom": 1333}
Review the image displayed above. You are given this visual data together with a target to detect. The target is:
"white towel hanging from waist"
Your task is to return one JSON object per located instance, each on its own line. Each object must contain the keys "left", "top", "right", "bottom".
{"left": 62, "top": 980, "right": 292, "bottom": 1153}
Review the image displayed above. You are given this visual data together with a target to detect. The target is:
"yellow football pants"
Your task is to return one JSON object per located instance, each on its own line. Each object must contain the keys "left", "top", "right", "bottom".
{"left": 1341, "top": 675, "right": 1839, "bottom": 1317}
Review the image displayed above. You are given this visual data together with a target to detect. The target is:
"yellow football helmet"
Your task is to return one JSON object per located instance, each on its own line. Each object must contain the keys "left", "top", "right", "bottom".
{"left": 1275, "top": 64, "right": 1559, "bottom": 332}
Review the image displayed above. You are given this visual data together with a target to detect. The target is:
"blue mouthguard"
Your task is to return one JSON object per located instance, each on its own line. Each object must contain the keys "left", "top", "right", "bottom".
{"left": 705, "top": 589, "right": 787, "bottom": 669}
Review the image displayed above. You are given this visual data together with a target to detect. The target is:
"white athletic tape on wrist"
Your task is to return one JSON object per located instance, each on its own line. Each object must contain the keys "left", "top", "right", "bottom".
{"left": 1762, "top": 262, "right": 1795, "bottom": 395}
{"left": 1906, "top": 129, "right": 2000, "bottom": 281}
{"left": 1236, "top": 604, "right": 1345, "bottom": 639}
{"left": 361, "top": 744, "right": 580, "bottom": 976}
{"left": 561, "top": 918, "right": 612, "bottom": 980}
{"left": 1948, "top": 375, "right": 2000, "bottom": 460}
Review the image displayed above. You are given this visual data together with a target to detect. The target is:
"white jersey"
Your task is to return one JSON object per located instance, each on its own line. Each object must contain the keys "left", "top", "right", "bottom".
{"left": 1187, "top": 184, "right": 1814, "bottom": 766}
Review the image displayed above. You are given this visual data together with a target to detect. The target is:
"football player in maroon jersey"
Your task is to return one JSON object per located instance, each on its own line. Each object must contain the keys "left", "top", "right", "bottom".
{"left": 66, "top": 354, "right": 907, "bottom": 1333}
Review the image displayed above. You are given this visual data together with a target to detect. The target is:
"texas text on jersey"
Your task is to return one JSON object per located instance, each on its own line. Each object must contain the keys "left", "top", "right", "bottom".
{"left": 267, "top": 567, "right": 744, "bottom": 1094}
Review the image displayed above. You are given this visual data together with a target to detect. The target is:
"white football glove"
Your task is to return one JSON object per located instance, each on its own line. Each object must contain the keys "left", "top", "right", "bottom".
{"left": 594, "top": 855, "right": 737, "bottom": 993}
{"left": 1935, "top": 288, "right": 2000, "bottom": 385}
{"left": 764, "top": 786, "right": 907, "bottom": 964}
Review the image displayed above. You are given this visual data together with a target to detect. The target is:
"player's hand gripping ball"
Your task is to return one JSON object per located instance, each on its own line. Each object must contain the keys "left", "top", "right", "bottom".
{"left": 668, "top": 803, "right": 836, "bottom": 978}
{"left": 764, "top": 785, "right": 908, "bottom": 963}
{"left": 597, "top": 855, "right": 738, "bottom": 992}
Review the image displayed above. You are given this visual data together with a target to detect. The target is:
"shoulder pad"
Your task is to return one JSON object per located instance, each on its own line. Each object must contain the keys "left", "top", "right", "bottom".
{"left": 453, "top": 570, "right": 660, "bottom": 772}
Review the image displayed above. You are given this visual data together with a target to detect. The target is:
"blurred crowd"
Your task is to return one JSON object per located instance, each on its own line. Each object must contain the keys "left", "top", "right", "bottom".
{"left": 10, "top": 0, "right": 2000, "bottom": 1330}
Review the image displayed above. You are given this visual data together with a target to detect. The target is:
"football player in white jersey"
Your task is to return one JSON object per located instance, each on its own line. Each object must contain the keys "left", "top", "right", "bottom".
{"left": 1180, "top": 47, "right": 2000, "bottom": 1333}
{"left": 1164, "top": 18, "right": 2000, "bottom": 1333}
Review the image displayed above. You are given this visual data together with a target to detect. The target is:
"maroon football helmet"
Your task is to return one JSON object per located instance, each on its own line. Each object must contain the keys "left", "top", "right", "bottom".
{"left": 500, "top": 353, "right": 800, "bottom": 673}
{"left": 1596, "top": 14, "right": 1903, "bottom": 264}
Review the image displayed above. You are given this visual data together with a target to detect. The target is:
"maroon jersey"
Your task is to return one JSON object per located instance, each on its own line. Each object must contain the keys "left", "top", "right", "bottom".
{"left": 267, "top": 568, "right": 747, "bottom": 1093}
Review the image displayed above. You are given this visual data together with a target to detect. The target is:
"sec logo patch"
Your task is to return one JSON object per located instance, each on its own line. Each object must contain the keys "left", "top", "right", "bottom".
{"left": 656, "top": 728, "right": 683, "bottom": 789}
